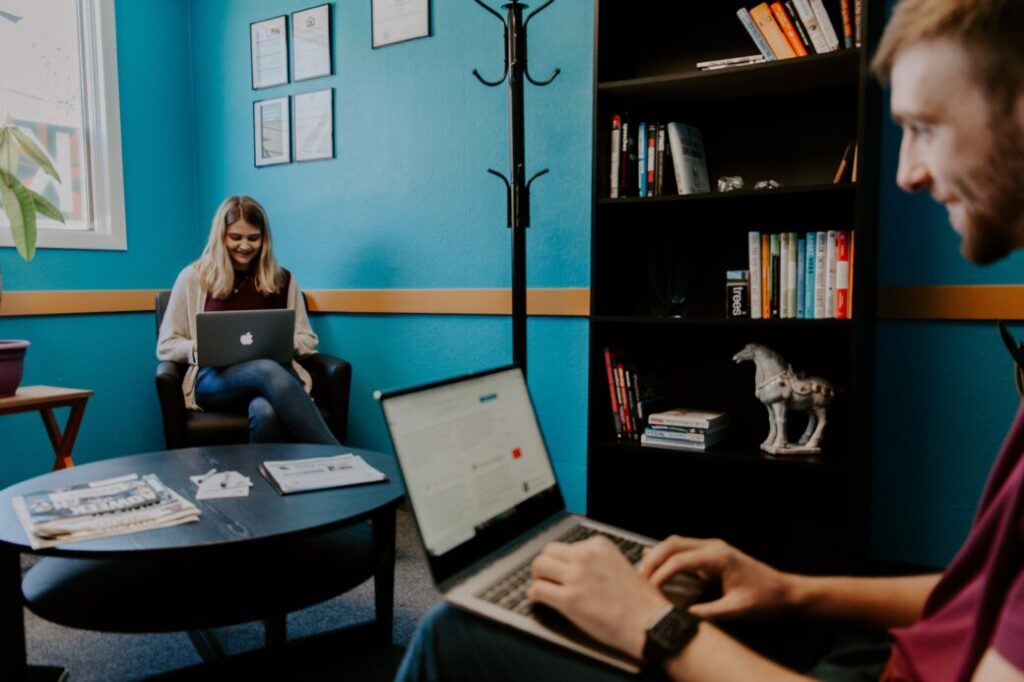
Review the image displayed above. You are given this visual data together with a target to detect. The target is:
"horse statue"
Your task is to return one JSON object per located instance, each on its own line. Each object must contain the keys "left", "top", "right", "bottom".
{"left": 732, "top": 342, "right": 835, "bottom": 456}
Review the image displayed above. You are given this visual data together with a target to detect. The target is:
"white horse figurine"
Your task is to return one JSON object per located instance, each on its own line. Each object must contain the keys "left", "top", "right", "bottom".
{"left": 732, "top": 342, "right": 835, "bottom": 456}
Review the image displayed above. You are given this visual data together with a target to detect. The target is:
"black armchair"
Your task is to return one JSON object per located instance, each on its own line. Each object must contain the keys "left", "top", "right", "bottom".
{"left": 154, "top": 291, "right": 351, "bottom": 448}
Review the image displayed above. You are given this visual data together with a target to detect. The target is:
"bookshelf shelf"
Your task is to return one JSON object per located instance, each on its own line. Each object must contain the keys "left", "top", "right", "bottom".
{"left": 587, "top": 0, "right": 882, "bottom": 574}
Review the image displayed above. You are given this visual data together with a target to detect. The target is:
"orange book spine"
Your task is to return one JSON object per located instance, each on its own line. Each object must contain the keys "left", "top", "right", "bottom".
{"left": 761, "top": 233, "right": 771, "bottom": 318}
{"left": 770, "top": 2, "right": 809, "bottom": 56}
{"left": 848, "top": 231, "right": 855, "bottom": 318}
{"left": 750, "top": 3, "right": 797, "bottom": 59}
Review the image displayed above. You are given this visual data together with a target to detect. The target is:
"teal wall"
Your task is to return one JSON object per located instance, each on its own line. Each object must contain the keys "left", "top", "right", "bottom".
{"left": 0, "top": 0, "right": 197, "bottom": 485}
{"left": 1, "top": 0, "right": 1017, "bottom": 567}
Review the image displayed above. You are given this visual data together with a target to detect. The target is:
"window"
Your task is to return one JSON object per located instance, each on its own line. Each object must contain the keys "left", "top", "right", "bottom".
{"left": 0, "top": 0, "right": 126, "bottom": 251}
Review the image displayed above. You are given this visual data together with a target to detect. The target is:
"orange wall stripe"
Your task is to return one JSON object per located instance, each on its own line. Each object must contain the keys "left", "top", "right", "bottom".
{"left": 877, "top": 285, "right": 1024, "bottom": 320}
{"left": 0, "top": 288, "right": 591, "bottom": 317}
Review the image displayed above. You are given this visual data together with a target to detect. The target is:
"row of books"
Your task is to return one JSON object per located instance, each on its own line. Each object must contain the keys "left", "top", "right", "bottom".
{"left": 602, "top": 349, "right": 667, "bottom": 441}
{"left": 731, "top": 230, "right": 854, "bottom": 320}
{"left": 640, "top": 409, "right": 731, "bottom": 452}
{"left": 609, "top": 117, "right": 710, "bottom": 199}
{"left": 735, "top": 0, "right": 859, "bottom": 66}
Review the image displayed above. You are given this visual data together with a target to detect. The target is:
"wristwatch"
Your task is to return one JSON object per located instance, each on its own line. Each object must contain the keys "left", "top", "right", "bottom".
{"left": 642, "top": 605, "right": 701, "bottom": 668}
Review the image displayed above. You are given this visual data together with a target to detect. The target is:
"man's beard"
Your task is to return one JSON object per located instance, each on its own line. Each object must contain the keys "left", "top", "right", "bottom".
{"left": 954, "top": 115, "right": 1024, "bottom": 264}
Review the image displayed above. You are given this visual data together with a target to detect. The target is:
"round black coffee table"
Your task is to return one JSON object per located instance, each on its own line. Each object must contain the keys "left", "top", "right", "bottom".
{"left": 0, "top": 443, "right": 405, "bottom": 677}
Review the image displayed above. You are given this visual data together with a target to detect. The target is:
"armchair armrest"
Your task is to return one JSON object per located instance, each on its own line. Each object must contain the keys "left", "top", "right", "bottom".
{"left": 299, "top": 353, "right": 351, "bottom": 443}
{"left": 156, "top": 360, "right": 189, "bottom": 450}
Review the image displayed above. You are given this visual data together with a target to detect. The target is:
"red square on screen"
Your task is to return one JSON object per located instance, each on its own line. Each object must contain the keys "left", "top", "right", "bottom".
{"left": 512, "top": 447, "right": 522, "bottom": 459}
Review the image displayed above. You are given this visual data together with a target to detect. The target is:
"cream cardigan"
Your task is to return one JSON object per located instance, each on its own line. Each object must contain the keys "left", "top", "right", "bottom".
{"left": 156, "top": 265, "right": 318, "bottom": 410}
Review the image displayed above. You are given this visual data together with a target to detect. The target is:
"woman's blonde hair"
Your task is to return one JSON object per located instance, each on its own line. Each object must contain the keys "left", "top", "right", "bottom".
{"left": 195, "top": 195, "right": 285, "bottom": 299}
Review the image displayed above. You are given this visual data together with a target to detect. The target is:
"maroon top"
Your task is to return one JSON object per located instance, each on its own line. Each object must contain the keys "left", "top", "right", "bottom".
{"left": 204, "top": 269, "right": 291, "bottom": 312}
{"left": 888, "top": 401, "right": 1024, "bottom": 680}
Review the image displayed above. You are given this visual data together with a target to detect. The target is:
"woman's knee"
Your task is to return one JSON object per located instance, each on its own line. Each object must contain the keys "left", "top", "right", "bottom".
{"left": 248, "top": 396, "right": 277, "bottom": 422}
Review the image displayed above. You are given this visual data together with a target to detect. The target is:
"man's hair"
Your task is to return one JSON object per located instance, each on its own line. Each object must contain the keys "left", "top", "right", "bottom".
{"left": 871, "top": 0, "right": 1024, "bottom": 113}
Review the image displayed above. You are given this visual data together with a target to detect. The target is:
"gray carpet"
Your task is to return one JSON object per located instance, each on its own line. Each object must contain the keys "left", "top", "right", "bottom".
{"left": 22, "top": 509, "right": 442, "bottom": 681}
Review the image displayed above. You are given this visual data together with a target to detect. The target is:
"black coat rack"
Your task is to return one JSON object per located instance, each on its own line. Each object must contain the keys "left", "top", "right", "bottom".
{"left": 472, "top": 0, "right": 560, "bottom": 376}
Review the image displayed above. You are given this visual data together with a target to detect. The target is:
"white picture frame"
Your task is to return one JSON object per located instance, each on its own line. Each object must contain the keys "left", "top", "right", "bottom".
{"left": 251, "top": 15, "right": 289, "bottom": 89}
{"left": 293, "top": 89, "right": 334, "bottom": 162}
{"left": 372, "top": 0, "right": 430, "bottom": 48}
{"left": 291, "top": 4, "right": 332, "bottom": 82}
{"left": 253, "top": 97, "right": 291, "bottom": 167}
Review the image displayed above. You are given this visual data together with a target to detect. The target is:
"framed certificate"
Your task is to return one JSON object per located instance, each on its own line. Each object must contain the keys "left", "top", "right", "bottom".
{"left": 251, "top": 15, "right": 289, "bottom": 89}
{"left": 293, "top": 89, "right": 334, "bottom": 162}
{"left": 372, "top": 0, "right": 430, "bottom": 48}
{"left": 291, "top": 4, "right": 332, "bottom": 82}
{"left": 253, "top": 97, "right": 291, "bottom": 167}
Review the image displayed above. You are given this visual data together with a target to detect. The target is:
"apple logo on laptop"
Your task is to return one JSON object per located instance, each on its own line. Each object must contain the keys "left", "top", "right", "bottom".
{"left": 240, "top": 332, "right": 254, "bottom": 346}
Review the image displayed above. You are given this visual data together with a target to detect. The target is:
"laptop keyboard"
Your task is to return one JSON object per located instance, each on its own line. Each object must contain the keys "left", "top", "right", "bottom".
{"left": 476, "top": 524, "right": 647, "bottom": 615}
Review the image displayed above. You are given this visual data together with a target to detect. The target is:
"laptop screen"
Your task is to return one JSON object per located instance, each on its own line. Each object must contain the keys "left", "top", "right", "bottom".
{"left": 379, "top": 366, "right": 564, "bottom": 579}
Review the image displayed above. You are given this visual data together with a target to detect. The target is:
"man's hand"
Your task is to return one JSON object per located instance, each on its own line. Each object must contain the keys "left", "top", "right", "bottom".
{"left": 526, "top": 536, "right": 671, "bottom": 659}
{"left": 640, "top": 536, "right": 794, "bottom": 621}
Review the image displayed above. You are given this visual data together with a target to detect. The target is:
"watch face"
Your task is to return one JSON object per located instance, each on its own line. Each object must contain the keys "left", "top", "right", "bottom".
{"left": 646, "top": 608, "right": 700, "bottom": 663}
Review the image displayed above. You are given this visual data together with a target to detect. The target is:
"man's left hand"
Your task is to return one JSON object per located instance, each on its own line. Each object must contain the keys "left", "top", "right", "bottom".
{"left": 526, "top": 536, "right": 672, "bottom": 659}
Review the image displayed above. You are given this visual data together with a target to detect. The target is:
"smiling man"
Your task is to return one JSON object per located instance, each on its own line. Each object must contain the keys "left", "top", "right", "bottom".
{"left": 396, "top": 2, "right": 1024, "bottom": 680}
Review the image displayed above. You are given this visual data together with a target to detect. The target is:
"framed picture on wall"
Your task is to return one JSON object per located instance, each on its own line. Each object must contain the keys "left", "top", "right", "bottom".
{"left": 293, "top": 89, "right": 334, "bottom": 162}
{"left": 291, "top": 4, "right": 332, "bottom": 81}
{"left": 372, "top": 0, "right": 430, "bottom": 48}
{"left": 251, "top": 15, "right": 289, "bottom": 89}
{"left": 253, "top": 97, "right": 291, "bottom": 167}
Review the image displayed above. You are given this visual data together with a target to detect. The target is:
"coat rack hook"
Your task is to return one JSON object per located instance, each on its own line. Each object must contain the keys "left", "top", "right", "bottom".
{"left": 472, "top": 67, "right": 508, "bottom": 87}
{"left": 526, "top": 168, "right": 549, "bottom": 189}
{"left": 487, "top": 168, "right": 511, "bottom": 189}
{"left": 525, "top": 67, "right": 560, "bottom": 87}
{"left": 524, "top": 0, "right": 556, "bottom": 28}
{"left": 472, "top": 0, "right": 507, "bottom": 25}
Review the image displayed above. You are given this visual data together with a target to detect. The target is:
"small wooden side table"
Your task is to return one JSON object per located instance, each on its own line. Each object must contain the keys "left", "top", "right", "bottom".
{"left": 0, "top": 386, "right": 93, "bottom": 470}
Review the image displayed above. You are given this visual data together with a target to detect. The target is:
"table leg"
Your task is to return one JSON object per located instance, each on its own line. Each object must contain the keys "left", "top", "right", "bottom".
{"left": 372, "top": 507, "right": 396, "bottom": 644}
{"left": 39, "top": 399, "right": 87, "bottom": 470}
{"left": 0, "top": 546, "right": 27, "bottom": 676}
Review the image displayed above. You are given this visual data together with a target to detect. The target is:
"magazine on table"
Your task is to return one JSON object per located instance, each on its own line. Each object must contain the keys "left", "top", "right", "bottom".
{"left": 11, "top": 473, "right": 202, "bottom": 550}
{"left": 259, "top": 453, "right": 388, "bottom": 495}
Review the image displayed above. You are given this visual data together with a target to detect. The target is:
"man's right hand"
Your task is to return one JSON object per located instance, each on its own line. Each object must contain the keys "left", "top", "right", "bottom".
{"left": 639, "top": 536, "right": 794, "bottom": 621}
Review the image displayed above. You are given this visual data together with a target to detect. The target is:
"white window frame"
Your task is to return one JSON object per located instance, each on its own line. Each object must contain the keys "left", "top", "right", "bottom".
{"left": 0, "top": 0, "right": 126, "bottom": 251}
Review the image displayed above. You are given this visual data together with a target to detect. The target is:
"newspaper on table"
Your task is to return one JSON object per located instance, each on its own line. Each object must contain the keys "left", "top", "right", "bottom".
{"left": 11, "top": 473, "right": 201, "bottom": 549}
{"left": 259, "top": 453, "right": 387, "bottom": 495}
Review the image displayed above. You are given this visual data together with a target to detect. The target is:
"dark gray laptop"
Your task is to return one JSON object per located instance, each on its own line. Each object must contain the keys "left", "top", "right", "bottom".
{"left": 195, "top": 309, "right": 295, "bottom": 368}
{"left": 376, "top": 365, "right": 705, "bottom": 673}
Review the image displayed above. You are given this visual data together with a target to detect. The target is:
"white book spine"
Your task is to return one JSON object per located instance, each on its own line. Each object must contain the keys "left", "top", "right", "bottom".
{"left": 814, "top": 231, "right": 827, "bottom": 318}
{"left": 825, "top": 229, "right": 838, "bottom": 318}
{"left": 610, "top": 126, "right": 621, "bottom": 199}
{"left": 787, "top": 232, "right": 798, "bottom": 319}
{"left": 792, "top": 0, "right": 831, "bottom": 53}
{"left": 809, "top": 0, "right": 841, "bottom": 51}
{"left": 748, "top": 231, "right": 762, "bottom": 320}
{"left": 736, "top": 8, "right": 778, "bottom": 61}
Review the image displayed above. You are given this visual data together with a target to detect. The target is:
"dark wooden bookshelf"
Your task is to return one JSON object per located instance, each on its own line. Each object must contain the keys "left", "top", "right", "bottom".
{"left": 587, "top": 0, "right": 884, "bottom": 575}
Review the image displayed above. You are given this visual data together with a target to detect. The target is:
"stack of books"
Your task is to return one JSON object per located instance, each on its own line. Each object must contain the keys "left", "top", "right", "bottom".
{"left": 736, "top": 1, "right": 858, "bottom": 61}
{"left": 640, "top": 409, "right": 730, "bottom": 452}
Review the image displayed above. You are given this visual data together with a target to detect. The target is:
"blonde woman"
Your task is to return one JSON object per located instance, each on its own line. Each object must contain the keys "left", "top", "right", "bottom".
{"left": 157, "top": 195, "right": 338, "bottom": 444}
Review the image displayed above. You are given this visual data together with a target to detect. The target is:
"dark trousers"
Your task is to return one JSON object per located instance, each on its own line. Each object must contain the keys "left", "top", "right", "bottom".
{"left": 396, "top": 604, "right": 891, "bottom": 682}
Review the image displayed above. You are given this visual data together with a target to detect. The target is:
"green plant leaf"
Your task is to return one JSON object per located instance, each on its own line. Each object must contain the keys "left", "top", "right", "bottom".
{"left": 28, "top": 187, "right": 65, "bottom": 223}
{"left": 0, "top": 180, "right": 36, "bottom": 261}
{"left": 10, "top": 127, "right": 61, "bottom": 183}
{"left": 0, "top": 128, "right": 15, "bottom": 176}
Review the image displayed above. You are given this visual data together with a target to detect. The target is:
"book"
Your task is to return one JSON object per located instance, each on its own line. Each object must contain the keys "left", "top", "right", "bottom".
{"left": 643, "top": 426, "right": 728, "bottom": 445}
{"left": 783, "top": 1, "right": 813, "bottom": 52}
{"left": 666, "top": 122, "right": 710, "bottom": 195}
{"left": 791, "top": 0, "right": 831, "bottom": 53}
{"left": 770, "top": 1, "right": 809, "bottom": 56}
{"left": 770, "top": 233, "right": 781, "bottom": 319}
{"left": 749, "top": 3, "right": 797, "bottom": 59}
{"left": 620, "top": 114, "right": 635, "bottom": 197}
{"left": 638, "top": 122, "right": 648, "bottom": 198}
{"left": 787, "top": 231, "right": 798, "bottom": 318}
{"left": 260, "top": 453, "right": 387, "bottom": 495}
{"left": 779, "top": 232, "right": 790, "bottom": 318}
{"left": 796, "top": 235, "right": 806, "bottom": 319}
{"left": 646, "top": 123, "right": 656, "bottom": 197}
{"left": 854, "top": 0, "right": 862, "bottom": 46}
{"left": 748, "top": 231, "right": 762, "bottom": 320}
{"left": 726, "top": 270, "right": 750, "bottom": 318}
{"left": 824, "top": 229, "right": 838, "bottom": 318}
{"left": 809, "top": 0, "right": 841, "bottom": 51}
{"left": 696, "top": 54, "right": 766, "bottom": 69}
{"left": 655, "top": 123, "right": 667, "bottom": 195}
{"left": 761, "top": 232, "right": 771, "bottom": 318}
{"left": 848, "top": 230, "right": 856, "bottom": 318}
{"left": 814, "top": 231, "right": 827, "bottom": 318}
{"left": 647, "top": 408, "right": 729, "bottom": 430}
{"left": 610, "top": 115, "right": 621, "bottom": 198}
{"left": 835, "top": 230, "right": 850, "bottom": 319}
{"left": 840, "top": 0, "right": 854, "bottom": 48}
{"left": 602, "top": 348, "right": 623, "bottom": 438}
{"left": 736, "top": 8, "right": 778, "bottom": 61}
{"left": 11, "top": 473, "right": 201, "bottom": 550}
{"left": 639, "top": 434, "right": 715, "bottom": 451}
{"left": 804, "top": 231, "right": 816, "bottom": 319}
{"left": 614, "top": 363, "right": 634, "bottom": 438}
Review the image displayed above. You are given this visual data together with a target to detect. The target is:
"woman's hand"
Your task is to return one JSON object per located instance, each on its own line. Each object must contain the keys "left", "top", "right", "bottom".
{"left": 526, "top": 536, "right": 671, "bottom": 659}
{"left": 639, "top": 536, "right": 794, "bottom": 621}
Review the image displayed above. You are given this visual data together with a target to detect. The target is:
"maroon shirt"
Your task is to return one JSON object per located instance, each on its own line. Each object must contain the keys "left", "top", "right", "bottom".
{"left": 888, "top": 401, "right": 1024, "bottom": 680}
{"left": 204, "top": 269, "right": 290, "bottom": 311}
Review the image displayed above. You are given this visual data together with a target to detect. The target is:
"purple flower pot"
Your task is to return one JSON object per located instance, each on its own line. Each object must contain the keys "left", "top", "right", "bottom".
{"left": 0, "top": 340, "right": 29, "bottom": 398}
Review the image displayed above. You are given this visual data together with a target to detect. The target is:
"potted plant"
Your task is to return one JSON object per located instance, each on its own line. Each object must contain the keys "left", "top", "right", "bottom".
{"left": 0, "top": 122, "right": 65, "bottom": 397}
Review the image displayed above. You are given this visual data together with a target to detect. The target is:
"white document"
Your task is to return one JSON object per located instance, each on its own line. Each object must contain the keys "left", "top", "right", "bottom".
{"left": 261, "top": 453, "right": 386, "bottom": 494}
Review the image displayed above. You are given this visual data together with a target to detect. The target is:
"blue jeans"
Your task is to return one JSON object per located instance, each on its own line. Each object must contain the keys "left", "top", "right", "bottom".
{"left": 196, "top": 359, "right": 339, "bottom": 445}
{"left": 396, "top": 604, "right": 891, "bottom": 682}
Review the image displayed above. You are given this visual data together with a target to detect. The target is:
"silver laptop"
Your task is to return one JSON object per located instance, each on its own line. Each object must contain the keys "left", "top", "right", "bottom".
{"left": 195, "top": 309, "right": 295, "bottom": 368}
{"left": 377, "top": 365, "right": 706, "bottom": 673}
